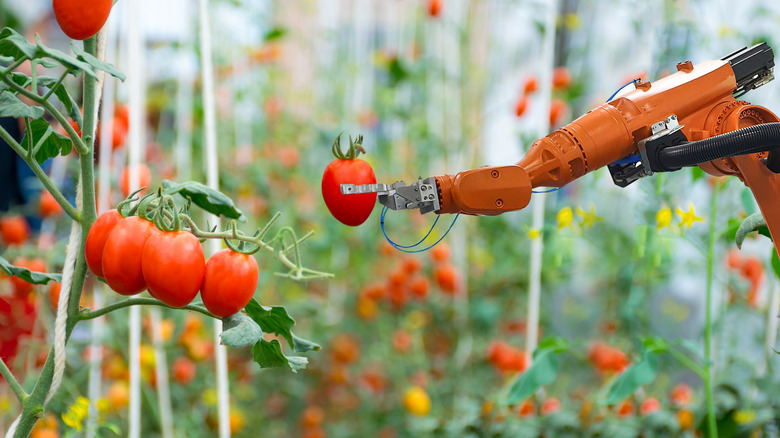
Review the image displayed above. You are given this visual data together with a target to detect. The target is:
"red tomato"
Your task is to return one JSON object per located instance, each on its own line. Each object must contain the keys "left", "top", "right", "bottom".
{"left": 552, "top": 66, "right": 572, "bottom": 90}
{"left": 39, "top": 191, "right": 63, "bottom": 218}
{"left": 172, "top": 357, "right": 196, "bottom": 385}
{"left": 409, "top": 276, "right": 430, "bottom": 299}
{"left": 141, "top": 231, "right": 205, "bottom": 308}
{"left": 549, "top": 99, "right": 568, "bottom": 127}
{"left": 48, "top": 281, "right": 61, "bottom": 311}
{"left": 427, "top": 0, "right": 443, "bottom": 17}
{"left": 200, "top": 249, "right": 258, "bottom": 317}
{"left": 670, "top": 383, "right": 693, "bottom": 407}
{"left": 322, "top": 159, "right": 376, "bottom": 226}
{"left": 588, "top": 341, "right": 628, "bottom": 374}
{"left": 639, "top": 397, "right": 661, "bottom": 416}
{"left": 10, "top": 257, "right": 46, "bottom": 297}
{"left": 523, "top": 76, "right": 538, "bottom": 95}
{"left": 541, "top": 398, "right": 561, "bottom": 416}
{"left": 517, "top": 399, "right": 535, "bottom": 418}
{"left": 430, "top": 244, "right": 450, "bottom": 263}
{"left": 53, "top": 0, "right": 113, "bottom": 40}
{"left": 514, "top": 96, "right": 528, "bottom": 118}
{"left": 0, "top": 215, "right": 30, "bottom": 246}
{"left": 114, "top": 105, "right": 130, "bottom": 131}
{"left": 102, "top": 216, "right": 156, "bottom": 295}
{"left": 111, "top": 121, "right": 127, "bottom": 150}
{"left": 616, "top": 400, "right": 634, "bottom": 417}
{"left": 401, "top": 256, "right": 423, "bottom": 274}
{"left": 119, "top": 163, "right": 152, "bottom": 198}
{"left": 330, "top": 333, "right": 360, "bottom": 364}
{"left": 85, "top": 209, "right": 123, "bottom": 278}
{"left": 392, "top": 330, "right": 413, "bottom": 353}
{"left": 434, "top": 264, "right": 459, "bottom": 294}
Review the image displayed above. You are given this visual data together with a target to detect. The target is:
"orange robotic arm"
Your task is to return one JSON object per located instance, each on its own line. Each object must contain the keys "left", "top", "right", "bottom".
{"left": 341, "top": 44, "right": 780, "bottom": 245}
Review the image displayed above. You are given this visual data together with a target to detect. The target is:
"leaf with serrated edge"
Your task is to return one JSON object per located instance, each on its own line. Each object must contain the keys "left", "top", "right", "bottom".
{"left": 244, "top": 299, "right": 319, "bottom": 353}
{"left": 0, "top": 91, "right": 44, "bottom": 119}
{"left": 605, "top": 351, "right": 658, "bottom": 405}
{"left": 252, "top": 339, "right": 308, "bottom": 372}
{"left": 221, "top": 313, "right": 263, "bottom": 348}
{"left": 0, "top": 256, "right": 62, "bottom": 285}
{"left": 736, "top": 212, "right": 771, "bottom": 248}
{"left": 161, "top": 180, "right": 244, "bottom": 220}
{"left": 0, "top": 28, "right": 37, "bottom": 60}
{"left": 23, "top": 118, "right": 73, "bottom": 164}
{"left": 71, "top": 43, "right": 126, "bottom": 81}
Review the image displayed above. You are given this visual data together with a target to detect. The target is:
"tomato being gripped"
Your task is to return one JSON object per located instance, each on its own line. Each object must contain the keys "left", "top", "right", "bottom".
{"left": 85, "top": 209, "right": 123, "bottom": 278}
{"left": 200, "top": 249, "right": 259, "bottom": 318}
{"left": 101, "top": 216, "right": 156, "bottom": 295}
{"left": 321, "top": 134, "right": 377, "bottom": 226}
{"left": 141, "top": 231, "right": 205, "bottom": 308}
{"left": 53, "top": 0, "right": 113, "bottom": 40}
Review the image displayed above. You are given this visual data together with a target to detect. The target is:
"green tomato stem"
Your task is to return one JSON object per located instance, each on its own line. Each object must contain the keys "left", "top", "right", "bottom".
{"left": 78, "top": 297, "right": 216, "bottom": 321}
{"left": 41, "top": 68, "right": 71, "bottom": 101}
{"left": 667, "top": 346, "right": 705, "bottom": 378}
{"left": 0, "top": 356, "right": 28, "bottom": 402}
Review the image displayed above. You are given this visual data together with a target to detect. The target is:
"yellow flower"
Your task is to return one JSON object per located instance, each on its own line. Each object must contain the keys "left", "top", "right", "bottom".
{"left": 563, "top": 13, "right": 581, "bottom": 30}
{"left": 527, "top": 229, "right": 541, "bottom": 239}
{"left": 62, "top": 397, "right": 90, "bottom": 431}
{"left": 557, "top": 207, "right": 574, "bottom": 229}
{"left": 656, "top": 207, "right": 672, "bottom": 229}
{"left": 734, "top": 409, "right": 756, "bottom": 424}
{"left": 0, "top": 395, "right": 12, "bottom": 411}
{"left": 576, "top": 206, "right": 603, "bottom": 228}
{"left": 403, "top": 386, "right": 431, "bottom": 416}
{"left": 675, "top": 204, "right": 704, "bottom": 228}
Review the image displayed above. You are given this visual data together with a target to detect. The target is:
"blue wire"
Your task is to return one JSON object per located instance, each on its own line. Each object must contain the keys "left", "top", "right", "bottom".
{"left": 532, "top": 187, "right": 561, "bottom": 193}
{"left": 380, "top": 206, "right": 459, "bottom": 253}
{"left": 612, "top": 154, "right": 641, "bottom": 165}
{"left": 606, "top": 78, "right": 640, "bottom": 103}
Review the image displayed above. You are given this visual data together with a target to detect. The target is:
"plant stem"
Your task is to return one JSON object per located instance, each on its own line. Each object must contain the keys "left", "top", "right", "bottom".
{"left": 79, "top": 297, "right": 216, "bottom": 321}
{"left": 41, "top": 68, "right": 70, "bottom": 101}
{"left": 667, "top": 347, "right": 705, "bottom": 378}
{"left": 0, "top": 124, "right": 81, "bottom": 220}
{"left": 0, "top": 356, "right": 28, "bottom": 402}
{"left": 703, "top": 185, "right": 719, "bottom": 438}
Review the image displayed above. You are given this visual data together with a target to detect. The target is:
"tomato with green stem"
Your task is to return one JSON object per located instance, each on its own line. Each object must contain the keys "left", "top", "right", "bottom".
{"left": 101, "top": 216, "right": 156, "bottom": 295}
{"left": 200, "top": 249, "right": 259, "bottom": 317}
{"left": 141, "top": 230, "right": 205, "bottom": 308}
{"left": 321, "top": 134, "right": 377, "bottom": 226}
{"left": 53, "top": 0, "right": 113, "bottom": 40}
{"left": 85, "top": 209, "right": 123, "bottom": 278}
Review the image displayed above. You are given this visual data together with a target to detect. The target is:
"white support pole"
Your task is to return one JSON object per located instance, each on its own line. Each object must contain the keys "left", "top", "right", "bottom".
{"left": 525, "top": 0, "right": 558, "bottom": 359}
{"left": 150, "top": 308, "right": 174, "bottom": 438}
{"left": 127, "top": 0, "right": 146, "bottom": 435}
{"left": 198, "top": 0, "right": 231, "bottom": 436}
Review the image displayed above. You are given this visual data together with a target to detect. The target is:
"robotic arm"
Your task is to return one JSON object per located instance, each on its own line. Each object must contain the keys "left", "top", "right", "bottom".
{"left": 342, "top": 44, "right": 780, "bottom": 248}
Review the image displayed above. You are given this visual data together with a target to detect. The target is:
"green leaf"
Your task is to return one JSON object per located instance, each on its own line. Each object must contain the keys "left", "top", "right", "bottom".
{"left": 36, "top": 75, "right": 82, "bottom": 129}
{"left": 0, "top": 91, "right": 44, "bottom": 119}
{"left": 771, "top": 249, "right": 780, "bottom": 281}
{"left": 220, "top": 312, "right": 263, "bottom": 347}
{"left": 505, "top": 338, "right": 568, "bottom": 405}
{"left": 0, "top": 256, "right": 61, "bottom": 285}
{"left": 735, "top": 212, "right": 772, "bottom": 248}
{"left": 690, "top": 166, "right": 705, "bottom": 182}
{"left": 244, "top": 299, "right": 320, "bottom": 353}
{"left": 605, "top": 351, "right": 658, "bottom": 405}
{"left": 0, "top": 28, "right": 37, "bottom": 60}
{"left": 161, "top": 180, "right": 244, "bottom": 220}
{"left": 34, "top": 35, "right": 97, "bottom": 78}
{"left": 22, "top": 118, "right": 73, "bottom": 164}
{"left": 251, "top": 339, "right": 308, "bottom": 372}
{"left": 71, "top": 43, "right": 126, "bottom": 81}
{"left": 263, "top": 27, "right": 287, "bottom": 42}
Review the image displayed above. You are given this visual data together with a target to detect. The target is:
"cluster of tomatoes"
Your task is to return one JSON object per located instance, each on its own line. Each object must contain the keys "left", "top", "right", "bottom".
{"left": 514, "top": 66, "right": 572, "bottom": 127}
{"left": 85, "top": 208, "right": 258, "bottom": 318}
{"left": 486, "top": 340, "right": 528, "bottom": 374}
{"left": 587, "top": 341, "right": 629, "bottom": 374}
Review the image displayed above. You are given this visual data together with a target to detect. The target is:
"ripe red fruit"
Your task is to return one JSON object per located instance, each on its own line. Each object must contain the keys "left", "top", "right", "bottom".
{"left": 541, "top": 398, "right": 561, "bottom": 416}
{"left": 119, "top": 163, "right": 152, "bottom": 198}
{"left": 102, "top": 216, "right": 156, "bottom": 295}
{"left": 142, "top": 231, "right": 205, "bottom": 308}
{"left": 434, "top": 264, "right": 458, "bottom": 294}
{"left": 523, "top": 76, "right": 538, "bottom": 95}
{"left": 53, "top": 0, "right": 113, "bottom": 40}
{"left": 200, "top": 249, "right": 259, "bottom": 317}
{"left": 85, "top": 209, "right": 123, "bottom": 278}
{"left": 588, "top": 341, "right": 628, "bottom": 374}
{"left": 172, "top": 357, "right": 196, "bottom": 385}
{"left": 551, "top": 66, "right": 572, "bottom": 90}
{"left": 549, "top": 99, "right": 567, "bottom": 127}
{"left": 39, "top": 191, "right": 62, "bottom": 218}
{"left": 427, "top": 0, "right": 443, "bottom": 17}
{"left": 514, "top": 96, "right": 528, "bottom": 118}
{"left": 10, "top": 257, "right": 46, "bottom": 297}
{"left": 430, "top": 244, "right": 450, "bottom": 263}
{"left": 321, "top": 134, "right": 377, "bottom": 226}
{"left": 670, "top": 383, "right": 693, "bottom": 407}
{"left": 616, "top": 400, "right": 635, "bottom": 417}
{"left": 409, "top": 276, "right": 430, "bottom": 299}
{"left": 0, "top": 215, "right": 30, "bottom": 246}
{"left": 639, "top": 397, "right": 661, "bottom": 416}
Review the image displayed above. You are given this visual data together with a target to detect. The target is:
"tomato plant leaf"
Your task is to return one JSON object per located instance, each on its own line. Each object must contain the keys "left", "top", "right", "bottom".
{"left": 37, "top": 76, "right": 82, "bottom": 130}
{"left": 771, "top": 249, "right": 780, "bottom": 281}
{"left": 161, "top": 180, "right": 244, "bottom": 220}
{"left": 291, "top": 334, "right": 321, "bottom": 353}
{"left": 71, "top": 43, "right": 126, "bottom": 81}
{"left": 22, "top": 118, "right": 73, "bottom": 164}
{"left": 735, "top": 212, "right": 771, "bottom": 248}
{"left": 251, "top": 339, "right": 308, "bottom": 373}
{"left": 0, "top": 72, "right": 32, "bottom": 94}
{"left": 0, "top": 27, "right": 37, "bottom": 60}
{"left": 0, "top": 91, "right": 44, "bottom": 119}
{"left": 263, "top": 27, "right": 287, "bottom": 42}
{"left": 0, "top": 256, "right": 62, "bottom": 285}
{"left": 220, "top": 312, "right": 263, "bottom": 348}
{"left": 34, "top": 35, "right": 97, "bottom": 78}
{"left": 605, "top": 351, "right": 658, "bottom": 405}
{"left": 505, "top": 338, "right": 568, "bottom": 405}
{"left": 244, "top": 299, "right": 319, "bottom": 353}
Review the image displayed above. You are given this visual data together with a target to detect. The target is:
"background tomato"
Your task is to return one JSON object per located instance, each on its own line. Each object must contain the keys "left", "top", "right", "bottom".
{"left": 141, "top": 231, "right": 205, "bottom": 308}
{"left": 10, "top": 257, "right": 46, "bottom": 297}
{"left": 85, "top": 209, "right": 123, "bottom": 278}
{"left": 101, "top": 216, "right": 156, "bottom": 295}
{"left": 53, "top": 0, "right": 113, "bottom": 40}
{"left": 38, "top": 191, "right": 62, "bottom": 218}
{"left": 200, "top": 249, "right": 258, "bottom": 317}
{"left": 119, "top": 163, "right": 152, "bottom": 198}
{"left": 0, "top": 215, "right": 30, "bottom": 246}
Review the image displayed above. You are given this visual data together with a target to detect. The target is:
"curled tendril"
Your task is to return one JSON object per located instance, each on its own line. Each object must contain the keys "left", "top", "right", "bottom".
{"left": 116, "top": 186, "right": 147, "bottom": 217}
{"left": 331, "top": 133, "right": 366, "bottom": 160}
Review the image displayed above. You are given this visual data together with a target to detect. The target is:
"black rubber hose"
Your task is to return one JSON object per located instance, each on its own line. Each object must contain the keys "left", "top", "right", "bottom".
{"left": 656, "top": 122, "right": 780, "bottom": 171}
